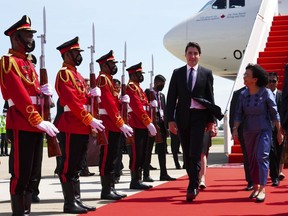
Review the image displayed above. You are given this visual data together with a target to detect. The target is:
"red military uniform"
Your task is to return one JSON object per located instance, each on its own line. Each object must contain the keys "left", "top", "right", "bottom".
{"left": 55, "top": 37, "right": 96, "bottom": 214}
{"left": 126, "top": 80, "right": 152, "bottom": 129}
{"left": 55, "top": 63, "right": 92, "bottom": 134}
{"left": 0, "top": 49, "right": 43, "bottom": 131}
{"left": 1, "top": 15, "right": 48, "bottom": 215}
{"left": 95, "top": 50, "right": 128, "bottom": 200}
{"left": 96, "top": 72, "right": 124, "bottom": 131}
{"left": 125, "top": 62, "right": 153, "bottom": 190}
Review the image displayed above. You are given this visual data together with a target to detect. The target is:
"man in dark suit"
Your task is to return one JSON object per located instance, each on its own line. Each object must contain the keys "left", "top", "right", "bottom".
{"left": 229, "top": 86, "right": 253, "bottom": 191}
{"left": 167, "top": 42, "right": 217, "bottom": 202}
{"left": 267, "top": 72, "right": 284, "bottom": 185}
{"left": 143, "top": 74, "right": 176, "bottom": 182}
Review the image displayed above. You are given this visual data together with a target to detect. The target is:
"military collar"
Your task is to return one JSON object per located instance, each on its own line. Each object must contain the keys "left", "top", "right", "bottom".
{"left": 62, "top": 62, "right": 76, "bottom": 71}
{"left": 8, "top": 49, "right": 27, "bottom": 59}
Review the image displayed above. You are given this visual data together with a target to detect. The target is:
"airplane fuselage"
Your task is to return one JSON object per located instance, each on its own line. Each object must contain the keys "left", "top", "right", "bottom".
{"left": 163, "top": 0, "right": 276, "bottom": 80}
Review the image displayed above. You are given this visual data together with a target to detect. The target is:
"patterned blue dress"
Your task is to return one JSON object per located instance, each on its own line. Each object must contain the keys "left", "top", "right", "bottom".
{"left": 234, "top": 87, "right": 280, "bottom": 185}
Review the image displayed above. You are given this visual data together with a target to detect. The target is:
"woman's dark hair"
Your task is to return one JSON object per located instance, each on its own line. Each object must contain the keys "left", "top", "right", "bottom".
{"left": 245, "top": 63, "right": 268, "bottom": 87}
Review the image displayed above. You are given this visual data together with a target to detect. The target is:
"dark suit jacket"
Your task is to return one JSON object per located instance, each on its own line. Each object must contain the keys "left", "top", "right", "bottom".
{"left": 167, "top": 65, "right": 215, "bottom": 129}
{"left": 145, "top": 88, "right": 167, "bottom": 129}
{"left": 229, "top": 87, "right": 246, "bottom": 133}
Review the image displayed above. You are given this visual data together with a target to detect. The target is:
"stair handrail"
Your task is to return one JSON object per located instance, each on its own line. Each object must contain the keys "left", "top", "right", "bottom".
{"left": 223, "top": 0, "right": 278, "bottom": 154}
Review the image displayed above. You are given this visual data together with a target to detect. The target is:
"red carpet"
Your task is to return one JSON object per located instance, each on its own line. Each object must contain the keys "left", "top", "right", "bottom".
{"left": 83, "top": 167, "right": 288, "bottom": 216}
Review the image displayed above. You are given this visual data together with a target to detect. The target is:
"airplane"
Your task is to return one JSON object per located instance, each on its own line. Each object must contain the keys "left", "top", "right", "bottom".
{"left": 163, "top": 0, "right": 288, "bottom": 81}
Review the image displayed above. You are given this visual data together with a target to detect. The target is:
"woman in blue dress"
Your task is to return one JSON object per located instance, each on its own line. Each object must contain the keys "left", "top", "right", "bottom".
{"left": 232, "top": 64, "right": 283, "bottom": 202}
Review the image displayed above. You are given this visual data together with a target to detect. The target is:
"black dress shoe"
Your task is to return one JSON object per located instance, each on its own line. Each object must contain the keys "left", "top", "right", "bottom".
{"left": 272, "top": 178, "right": 279, "bottom": 186}
{"left": 149, "top": 165, "right": 157, "bottom": 170}
{"left": 186, "top": 188, "right": 199, "bottom": 202}
{"left": 32, "top": 194, "right": 40, "bottom": 203}
{"left": 143, "top": 176, "right": 154, "bottom": 182}
{"left": 130, "top": 181, "right": 153, "bottom": 190}
{"left": 160, "top": 175, "right": 176, "bottom": 181}
{"left": 245, "top": 183, "right": 254, "bottom": 191}
{"left": 80, "top": 170, "right": 95, "bottom": 177}
{"left": 111, "top": 188, "right": 127, "bottom": 198}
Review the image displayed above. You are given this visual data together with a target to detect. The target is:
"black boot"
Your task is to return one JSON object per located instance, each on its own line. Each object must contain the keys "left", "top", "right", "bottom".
{"left": 74, "top": 180, "right": 96, "bottom": 211}
{"left": 24, "top": 192, "right": 32, "bottom": 215}
{"left": 100, "top": 175, "right": 122, "bottom": 200}
{"left": 11, "top": 194, "right": 25, "bottom": 216}
{"left": 110, "top": 174, "right": 127, "bottom": 198}
{"left": 61, "top": 182, "right": 87, "bottom": 214}
{"left": 130, "top": 171, "right": 153, "bottom": 190}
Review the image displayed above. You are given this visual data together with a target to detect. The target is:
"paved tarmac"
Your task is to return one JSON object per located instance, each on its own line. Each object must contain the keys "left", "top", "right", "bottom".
{"left": 0, "top": 144, "right": 227, "bottom": 216}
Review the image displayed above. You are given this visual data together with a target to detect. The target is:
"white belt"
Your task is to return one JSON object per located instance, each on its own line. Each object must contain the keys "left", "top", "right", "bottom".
{"left": 64, "top": 105, "right": 88, "bottom": 112}
{"left": 8, "top": 96, "right": 40, "bottom": 107}
{"left": 99, "top": 109, "right": 107, "bottom": 115}
{"left": 127, "top": 105, "right": 149, "bottom": 113}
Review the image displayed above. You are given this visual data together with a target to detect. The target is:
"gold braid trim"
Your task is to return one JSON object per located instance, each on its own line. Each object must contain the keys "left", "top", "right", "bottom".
{"left": 81, "top": 110, "right": 93, "bottom": 126}
{"left": 115, "top": 113, "right": 124, "bottom": 128}
{"left": 8, "top": 57, "right": 36, "bottom": 85}
{"left": 59, "top": 69, "right": 86, "bottom": 94}
{"left": 141, "top": 113, "right": 151, "bottom": 126}
{"left": 128, "top": 81, "right": 146, "bottom": 101}
{"left": 26, "top": 105, "right": 43, "bottom": 126}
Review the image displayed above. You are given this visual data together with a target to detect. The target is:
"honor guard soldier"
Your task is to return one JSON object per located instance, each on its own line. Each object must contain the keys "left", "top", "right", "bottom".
{"left": 55, "top": 37, "right": 104, "bottom": 214}
{"left": 96, "top": 50, "right": 133, "bottom": 200}
{"left": 126, "top": 62, "right": 157, "bottom": 189}
{"left": 0, "top": 15, "right": 59, "bottom": 215}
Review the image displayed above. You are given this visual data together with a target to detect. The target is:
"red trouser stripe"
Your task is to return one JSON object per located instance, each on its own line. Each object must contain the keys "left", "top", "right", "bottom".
{"left": 61, "top": 133, "right": 70, "bottom": 183}
{"left": 100, "top": 130, "right": 108, "bottom": 176}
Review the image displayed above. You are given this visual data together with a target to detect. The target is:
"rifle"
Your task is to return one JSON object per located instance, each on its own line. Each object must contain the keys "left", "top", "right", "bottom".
{"left": 149, "top": 55, "right": 163, "bottom": 143}
{"left": 88, "top": 23, "right": 108, "bottom": 145}
{"left": 120, "top": 42, "right": 134, "bottom": 145}
{"left": 38, "top": 7, "right": 62, "bottom": 157}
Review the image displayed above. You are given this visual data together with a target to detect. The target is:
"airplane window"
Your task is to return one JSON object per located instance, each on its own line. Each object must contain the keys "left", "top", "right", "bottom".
{"left": 212, "top": 0, "right": 227, "bottom": 9}
{"left": 199, "top": 0, "right": 214, "bottom": 11}
{"left": 229, "top": 0, "right": 245, "bottom": 8}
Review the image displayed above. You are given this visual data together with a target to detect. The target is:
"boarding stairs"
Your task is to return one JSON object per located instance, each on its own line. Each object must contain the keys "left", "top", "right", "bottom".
{"left": 228, "top": 15, "right": 288, "bottom": 163}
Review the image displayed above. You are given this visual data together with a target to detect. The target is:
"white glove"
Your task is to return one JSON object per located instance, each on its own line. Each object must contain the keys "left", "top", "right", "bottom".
{"left": 121, "top": 94, "right": 130, "bottom": 103}
{"left": 36, "top": 121, "right": 59, "bottom": 137}
{"left": 90, "top": 117, "right": 105, "bottom": 132}
{"left": 146, "top": 123, "right": 157, "bottom": 136}
{"left": 90, "top": 87, "right": 101, "bottom": 97}
{"left": 40, "top": 83, "right": 53, "bottom": 96}
{"left": 120, "top": 124, "right": 133, "bottom": 138}
{"left": 151, "top": 100, "right": 158, "bottom": 108}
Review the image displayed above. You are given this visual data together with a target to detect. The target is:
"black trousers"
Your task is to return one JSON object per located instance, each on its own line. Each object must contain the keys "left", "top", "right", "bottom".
{"left": 57, "top": 132, "right": 88, "bottom": 183}
{"left": 127, "top": 128, "right": 148, "bottom": 172}
{"left": 7, "top": 129, "right": 43, "bottom": 195}
{"left": 178, "top": 109, "right": 208, "bottom": 189}
{"left": 170, "top": 132, "right": 181, "bottom": 167}
{"left": 269, "top": 128, "right": 284, "bottom": 180}
{"left": 114, "top": 134, "right": 125, "bottom": 177}
{"left": 143, "top": 120, "right": 168, "bottom": 177}
{"left": 99, "top": 131, "right": 121, "bottom": 176}
{"left": 1, "top": 132, "right": 8, "bottom": 154}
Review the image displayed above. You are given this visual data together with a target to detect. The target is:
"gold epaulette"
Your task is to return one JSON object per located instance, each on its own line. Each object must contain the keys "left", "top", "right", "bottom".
{"left": 127, "top": 82, "right": 138, "bottom": 92}
{"left": 1, "top": 55, "right": 13, "bottom": 74}
{"left": 97, "top": 74, "right": 108, "bottom": 87}
{"left": 59, "top": 68, "right": 70, "bottom": 83}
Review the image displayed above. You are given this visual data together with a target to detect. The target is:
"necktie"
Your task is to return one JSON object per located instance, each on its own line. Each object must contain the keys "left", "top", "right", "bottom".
{"left": 187, "top": 68, "right": 193, "bottom": 92}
